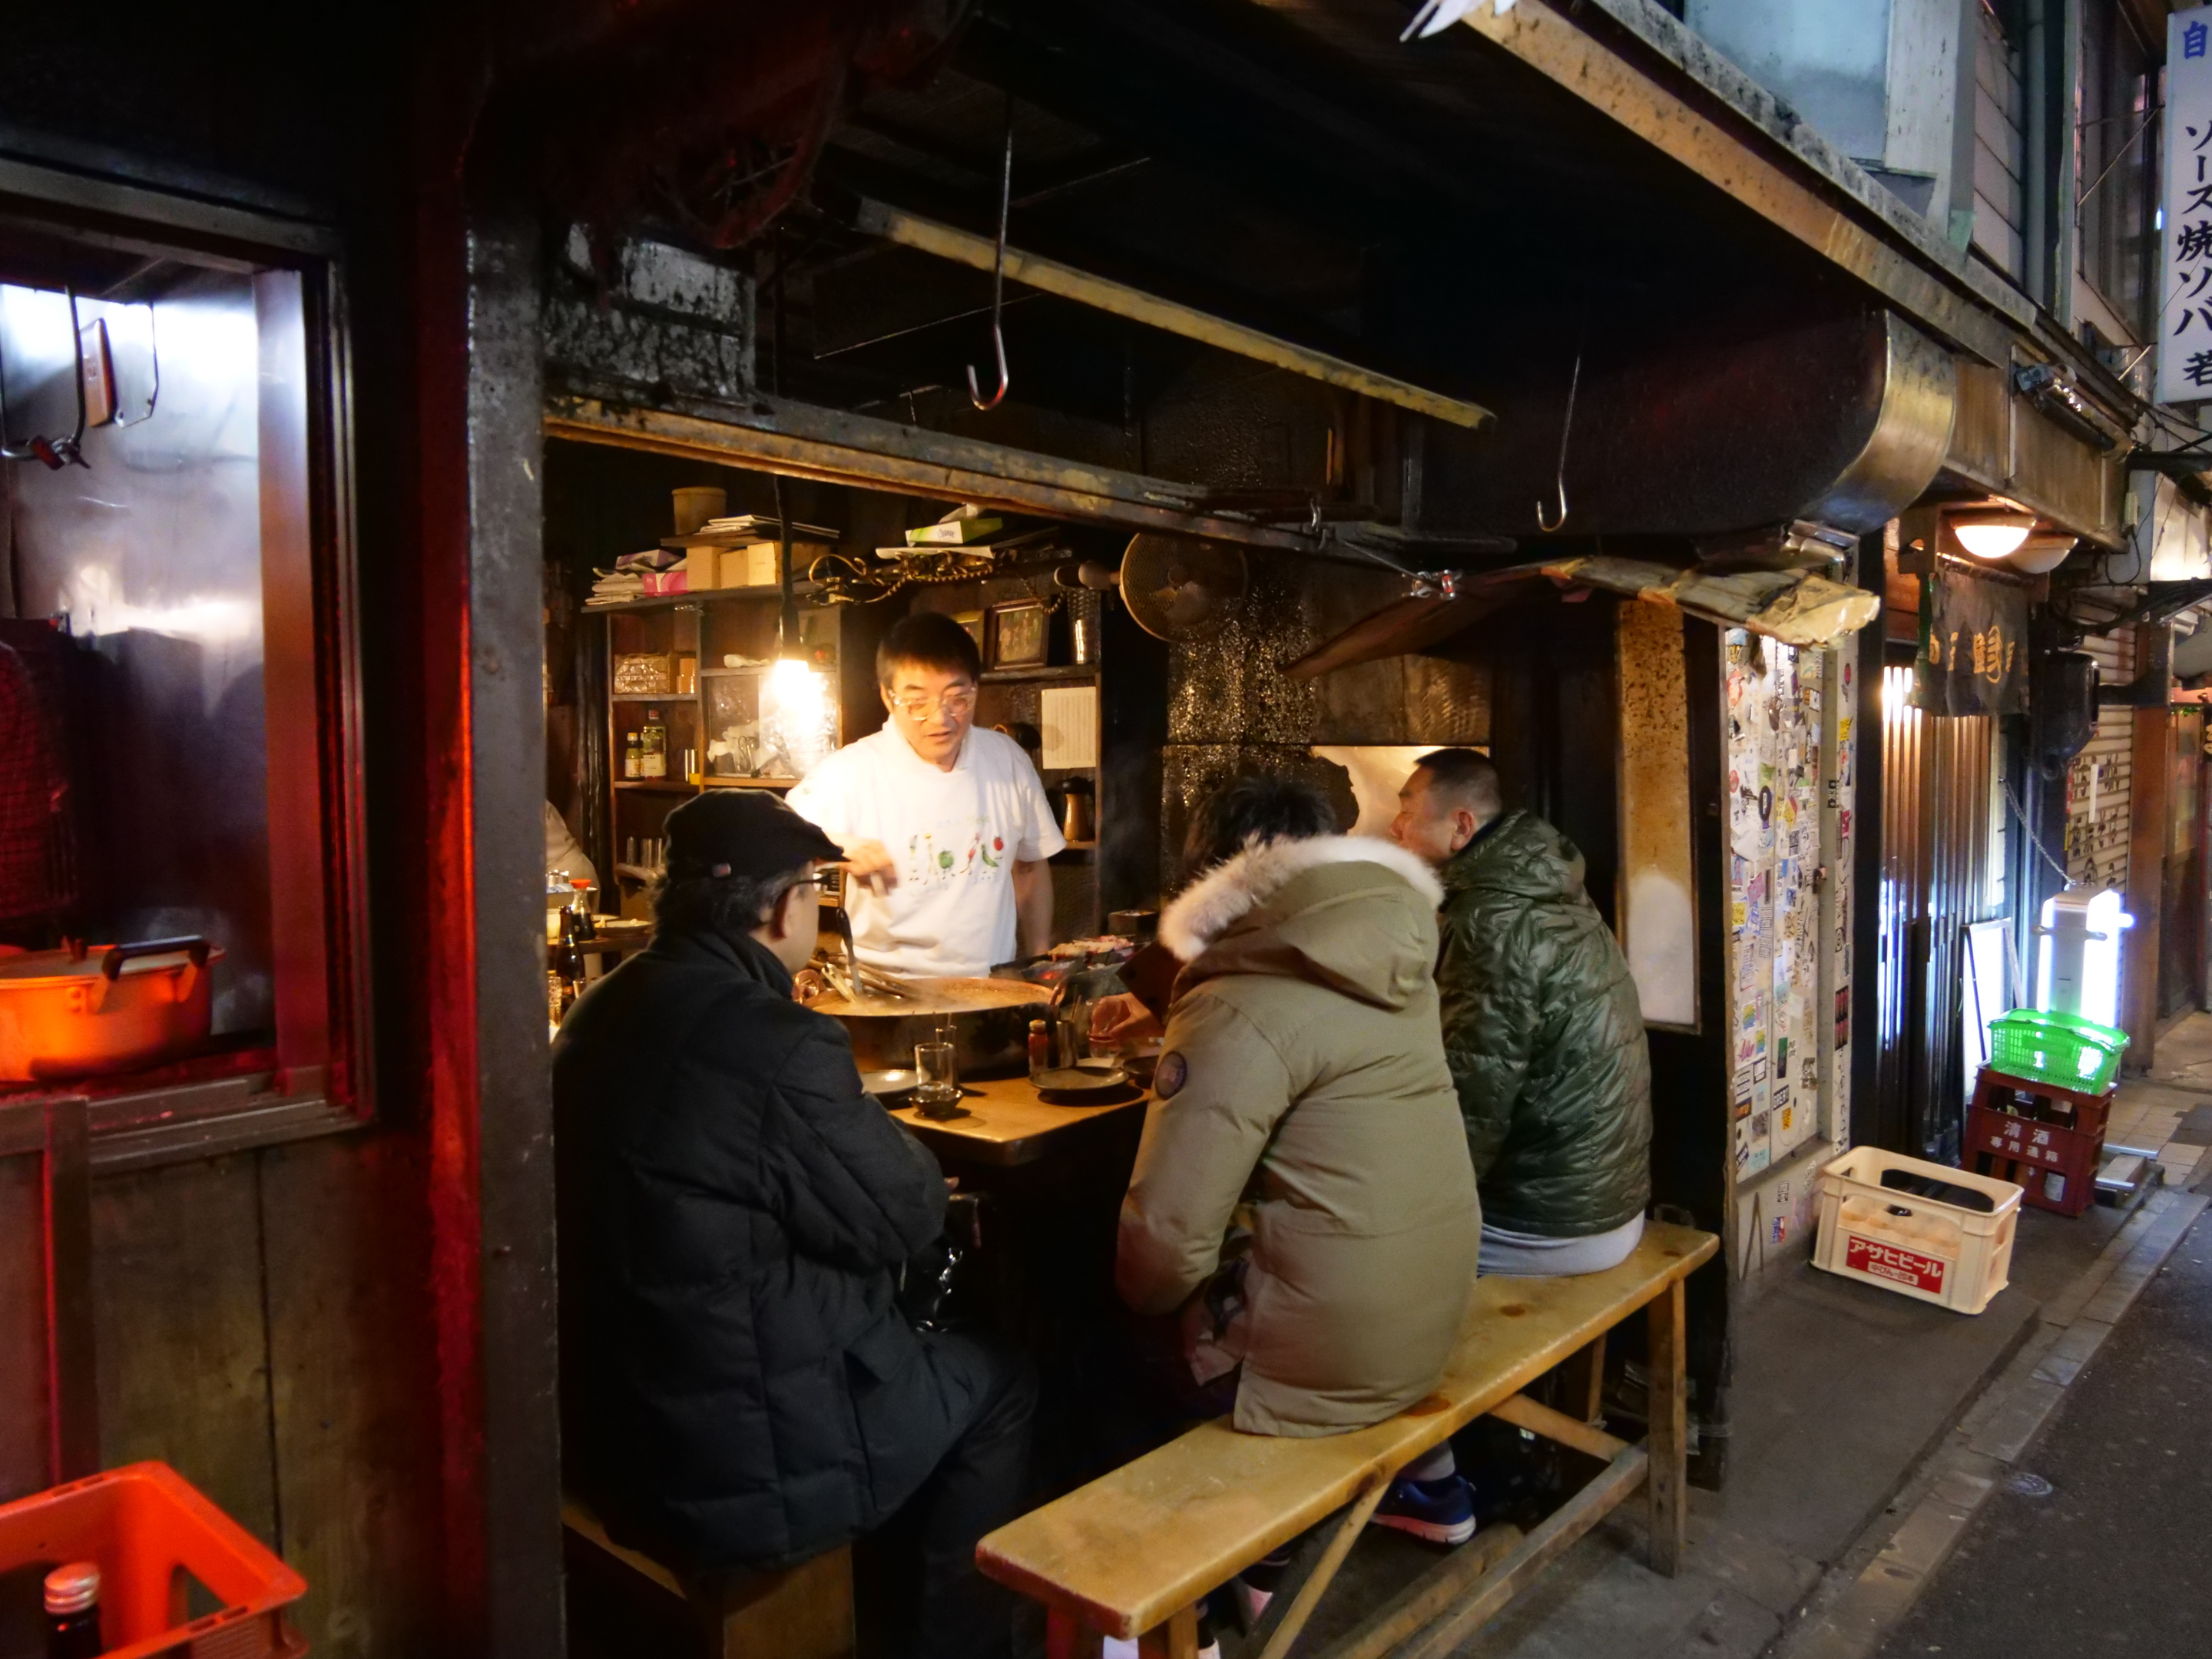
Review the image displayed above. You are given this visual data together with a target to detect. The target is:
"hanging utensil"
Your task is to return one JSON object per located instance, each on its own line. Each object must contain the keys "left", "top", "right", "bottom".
{"left": 1536, "top": 339, "right": 1582, "bottom": 535}
{"left": 966, "top": 110, "right": 1015, "bottom": 412}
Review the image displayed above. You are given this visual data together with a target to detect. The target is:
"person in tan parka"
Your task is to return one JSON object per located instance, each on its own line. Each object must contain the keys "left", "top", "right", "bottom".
{"left": 1116, "top": 774, "right": 1482, "bottom": 1452}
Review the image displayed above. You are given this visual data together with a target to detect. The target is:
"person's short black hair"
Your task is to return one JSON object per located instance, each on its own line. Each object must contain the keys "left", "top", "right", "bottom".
{"left": 1416, "top": 748, "right": 1502, "bottom": 819}
{"left": 878, "top": 610, "right": 983, "bottom": 688}
{"left": 1184, "top": 771, "right": 1336, "bottom": 872}
{"left": 652, "top": 866, "right": 810, "bottom": 940}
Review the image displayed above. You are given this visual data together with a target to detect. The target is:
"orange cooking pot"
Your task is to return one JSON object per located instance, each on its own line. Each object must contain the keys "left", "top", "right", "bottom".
{"left": 0, "top": 937, "right": 222, "bottom": 1084}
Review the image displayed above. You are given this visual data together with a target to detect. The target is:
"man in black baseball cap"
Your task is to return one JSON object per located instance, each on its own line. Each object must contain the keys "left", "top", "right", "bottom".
{"left": 554, "top": 790, "right": 1035, "bottom": 1658}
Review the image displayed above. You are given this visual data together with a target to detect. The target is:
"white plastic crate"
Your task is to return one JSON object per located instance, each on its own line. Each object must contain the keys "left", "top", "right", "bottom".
{"left": 1812, "top": 1147, "right": 2022, "bottom": 1315}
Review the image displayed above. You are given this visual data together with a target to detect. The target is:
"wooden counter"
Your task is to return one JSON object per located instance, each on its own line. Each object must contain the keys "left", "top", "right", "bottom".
{"left": 888, "top": 1073, "right": 1149, "bottom": 1166}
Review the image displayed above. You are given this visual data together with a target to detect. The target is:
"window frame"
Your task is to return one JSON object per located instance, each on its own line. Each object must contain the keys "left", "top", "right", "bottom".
{"left": 0, "top": 156, "right": 373, "bottom": 1172}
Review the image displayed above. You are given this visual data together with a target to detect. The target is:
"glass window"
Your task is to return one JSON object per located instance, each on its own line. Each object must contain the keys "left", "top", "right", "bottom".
{"left": 2078, "top": 0, "right": 2160, "bottom": 335}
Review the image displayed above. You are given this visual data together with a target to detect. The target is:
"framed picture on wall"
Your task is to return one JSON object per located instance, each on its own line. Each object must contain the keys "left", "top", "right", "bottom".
{"left": 987, "top": 599, "right": 1051, "bottom": 669}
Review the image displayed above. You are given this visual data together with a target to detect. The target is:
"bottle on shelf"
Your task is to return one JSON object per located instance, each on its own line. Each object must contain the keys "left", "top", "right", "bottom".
{"left": 44, "top": 1562, "right": 102, "bottom": 1659}
{"left": 639, "top": 710, "right": 667, "bottom": 779}
{"left": 623, "top": 730, "right": 642, "bottom": 779}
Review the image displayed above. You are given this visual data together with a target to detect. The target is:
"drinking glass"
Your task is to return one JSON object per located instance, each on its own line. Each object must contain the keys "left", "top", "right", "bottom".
{"left": 912, "top": 1038, "right": 961, "bottom": 1118}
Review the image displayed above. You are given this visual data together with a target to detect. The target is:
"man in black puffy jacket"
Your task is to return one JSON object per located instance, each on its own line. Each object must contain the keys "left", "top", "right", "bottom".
{"left": 554, "top": 791, "right": 1033, "bottom": 1659}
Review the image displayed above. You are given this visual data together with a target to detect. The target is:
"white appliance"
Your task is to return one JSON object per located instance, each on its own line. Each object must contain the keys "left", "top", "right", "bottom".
{"left": 2035, "top": 887, "right": 2132, "bottom": 1028}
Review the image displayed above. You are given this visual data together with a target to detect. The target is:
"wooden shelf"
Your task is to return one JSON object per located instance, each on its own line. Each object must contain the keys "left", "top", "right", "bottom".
{"left": 982, "top": 664, "right": 1102, "bottom": 684}
{"left": 614, "top": 780, "right": 697, "bottom": 793}
{"left": 587, "top": 585, "right": 790, "bottom": 615}
{"left": 611, "top": 690, "right": 700, "bottom": 703}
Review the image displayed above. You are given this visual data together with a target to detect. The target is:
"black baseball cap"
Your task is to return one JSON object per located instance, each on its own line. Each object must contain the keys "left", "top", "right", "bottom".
{"left": 663, "top": 790, "right": 845, "bottom": 882}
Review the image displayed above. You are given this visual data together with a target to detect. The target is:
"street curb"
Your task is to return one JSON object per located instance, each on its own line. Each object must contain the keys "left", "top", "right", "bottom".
{"left": 1763, "top": 1187, "right": 2212, "bottom": 1659}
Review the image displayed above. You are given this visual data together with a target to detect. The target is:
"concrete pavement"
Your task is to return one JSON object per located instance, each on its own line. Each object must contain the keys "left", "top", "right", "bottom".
{"left": 1873, "top": 1207, "right": 2212, "bottom": 1657}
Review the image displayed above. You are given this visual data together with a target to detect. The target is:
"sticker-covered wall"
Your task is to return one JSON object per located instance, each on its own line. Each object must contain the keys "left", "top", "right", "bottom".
{"left": 1726, "top": 628, "right": 1856, "bottom": 1283}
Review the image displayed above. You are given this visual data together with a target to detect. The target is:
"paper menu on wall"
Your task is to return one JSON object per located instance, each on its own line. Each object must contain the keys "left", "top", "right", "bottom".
{"left": 1039, "top": 686, "right": 1098, "bottom": 770}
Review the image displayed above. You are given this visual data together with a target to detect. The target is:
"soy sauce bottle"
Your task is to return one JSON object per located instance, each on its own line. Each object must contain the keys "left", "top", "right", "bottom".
{"left": 44, "top": 1562, "right": 101, "bottom": 1659}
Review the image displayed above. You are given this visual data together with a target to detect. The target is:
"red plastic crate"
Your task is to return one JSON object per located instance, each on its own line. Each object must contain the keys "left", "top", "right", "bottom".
{"left": 1968, "top": 1068, "right": 2111, "bottom": 1219}
{"left": 0, "top": 1463, "right": 306, "bottom": 1657}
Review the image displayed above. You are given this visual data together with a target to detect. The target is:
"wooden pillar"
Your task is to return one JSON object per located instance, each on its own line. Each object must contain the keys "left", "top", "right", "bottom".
{"left": 2124, "top": 694, "right": 2171, "bottom": 1066}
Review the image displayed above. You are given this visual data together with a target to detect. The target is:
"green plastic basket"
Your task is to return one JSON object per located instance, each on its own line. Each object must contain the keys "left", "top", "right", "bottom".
{"left": 1986, "top": 1008, "right": 2128, "bottom": 1094}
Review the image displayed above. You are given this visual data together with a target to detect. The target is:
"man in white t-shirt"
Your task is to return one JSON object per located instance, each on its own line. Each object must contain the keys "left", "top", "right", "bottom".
{"left": 787, "top": 611, "right": 1064, "bottom": 977}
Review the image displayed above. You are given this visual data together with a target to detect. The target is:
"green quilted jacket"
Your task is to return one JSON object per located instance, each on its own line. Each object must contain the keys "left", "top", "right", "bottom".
{"left": 1436, "top": 811, "right": 1651, "bottom": 1237}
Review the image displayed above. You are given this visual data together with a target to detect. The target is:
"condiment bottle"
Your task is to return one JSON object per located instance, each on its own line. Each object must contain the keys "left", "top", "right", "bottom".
{"left": 44, "top": 1562, "right": 101, "bottom": 1659}
{"left": 1028, "top": 1018, "right": 1051, "bottom": 1078}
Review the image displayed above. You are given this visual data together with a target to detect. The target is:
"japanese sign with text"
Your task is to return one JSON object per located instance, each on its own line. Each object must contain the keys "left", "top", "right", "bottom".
{"left": 2161, "top": 5, "right": 2212, "bottom": 404}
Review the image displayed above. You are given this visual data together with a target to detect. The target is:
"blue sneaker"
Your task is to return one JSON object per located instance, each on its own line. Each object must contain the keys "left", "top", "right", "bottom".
{"left": 1369, "top": 1474, "right": 1478, "bottom": 1545}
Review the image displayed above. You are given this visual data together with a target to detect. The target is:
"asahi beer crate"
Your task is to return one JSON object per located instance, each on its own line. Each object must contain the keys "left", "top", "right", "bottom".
{"left": 1812, "top": 1147, "right": 2022, "bottom": 1315}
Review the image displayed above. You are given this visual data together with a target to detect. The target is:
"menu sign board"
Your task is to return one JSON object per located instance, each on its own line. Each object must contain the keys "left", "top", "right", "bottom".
{"left": 2160, "top": 5, "right": 2212, "bottom": 404}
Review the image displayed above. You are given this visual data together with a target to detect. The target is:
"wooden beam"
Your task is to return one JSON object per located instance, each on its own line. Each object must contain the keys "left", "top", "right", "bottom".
{"left": 1437, "top": 0, "right": 2017, "bottom": 368}
{"left": 1303, "top": 1525, "right": 1525, "bottom": 1659}
{"left": 1252, "top": 1475, "right": 1393, "bottom": 1659}
{"left": 1489, "top": 1392, "right": 1629, "bottom": 1463}
{"left": 545, "top": 390, "right": 1323, "bottom": 555}
{"left": 1315, "top": 1449, "right": 1651, "bottom": 1659}
{"left": 853, "top": 198, "right": 1495, "bottom": 429}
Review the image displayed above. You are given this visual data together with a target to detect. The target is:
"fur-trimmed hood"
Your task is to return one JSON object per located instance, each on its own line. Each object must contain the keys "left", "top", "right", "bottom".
{"left": 1160, "top": 834, "right": 1445, "bottom": 1012}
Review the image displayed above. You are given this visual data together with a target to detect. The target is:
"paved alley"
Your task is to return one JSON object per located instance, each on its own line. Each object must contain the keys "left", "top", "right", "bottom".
{"left": 1875, "top": 1210, "right": 2212, "bottom": 1657}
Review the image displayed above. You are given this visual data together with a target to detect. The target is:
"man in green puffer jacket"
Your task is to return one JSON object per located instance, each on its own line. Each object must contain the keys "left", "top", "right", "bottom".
{"left": 1392, "top": 749, "right": 1652, "bottom": 1276}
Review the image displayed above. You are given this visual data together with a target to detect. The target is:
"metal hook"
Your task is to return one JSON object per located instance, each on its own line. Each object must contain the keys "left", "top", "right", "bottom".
{"left": 0, "top": 287, "right": 90, "bottom": 468}
{"left": 966, "top": 113, "right": 1014, "bottom": 412}
{"left": 1536, "top": 339, "right": 1583, "bottom": 535}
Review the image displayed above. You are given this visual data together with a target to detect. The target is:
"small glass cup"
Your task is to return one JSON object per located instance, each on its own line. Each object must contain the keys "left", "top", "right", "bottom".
{"left": 912, "top": 1037, "right": 962, "bottom": 1119}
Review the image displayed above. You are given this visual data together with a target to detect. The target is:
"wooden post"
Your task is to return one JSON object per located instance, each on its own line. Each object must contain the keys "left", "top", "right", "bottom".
{"left": 1646, "top": 1279, "right": 1687, "bottom": 1575}
{"left": 1558, "top": 1336, "right": 1608, "bottom": 1426}
{"left": 2125, "top": 700, "right": 2171, "bottom": 1065}
{"left": 1135, "top": 1604, "right": 1200, "bottom": 1659}
{"left": 1046, "top": 1608, "right": 1104, "bottom": 1659}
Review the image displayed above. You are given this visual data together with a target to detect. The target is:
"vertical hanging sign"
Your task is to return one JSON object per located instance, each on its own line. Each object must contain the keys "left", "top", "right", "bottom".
{"left": 2160, "top": 5, "right": 2212, "bottom": 405}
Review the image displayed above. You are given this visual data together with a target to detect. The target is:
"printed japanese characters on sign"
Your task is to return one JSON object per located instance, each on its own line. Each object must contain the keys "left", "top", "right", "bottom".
{"left": 2160, "top": 7, "right": 2212, "bottom": 403}
{"left": 1844, "top": 1234, "right": 1949, "bottom": 1295}
{"left": 1912, "top": 569, "right": 2028, "bottom": 715}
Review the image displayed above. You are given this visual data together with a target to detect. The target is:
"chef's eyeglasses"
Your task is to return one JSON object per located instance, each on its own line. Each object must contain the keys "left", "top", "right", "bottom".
{"left": 887, "top": 686, "right": 978, "bottom": 718}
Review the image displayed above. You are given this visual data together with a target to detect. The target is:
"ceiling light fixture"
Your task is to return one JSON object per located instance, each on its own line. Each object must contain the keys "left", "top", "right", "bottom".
{"left": 1949, "top": 509, "right": 2036, "bottom": 561}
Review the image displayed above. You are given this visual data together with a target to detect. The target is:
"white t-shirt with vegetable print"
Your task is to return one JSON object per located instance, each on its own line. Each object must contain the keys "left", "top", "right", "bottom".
{"left": 786, "top": 724, "right": 1066, "bottom": 977}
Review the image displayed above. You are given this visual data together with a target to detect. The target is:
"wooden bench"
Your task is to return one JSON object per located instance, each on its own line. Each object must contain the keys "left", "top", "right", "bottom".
{"left": 977, "top": 1220, "right": 1719, "bottom": 1659}
{"left": 561, "top": 1495, "right": 856, "bottom": 1658}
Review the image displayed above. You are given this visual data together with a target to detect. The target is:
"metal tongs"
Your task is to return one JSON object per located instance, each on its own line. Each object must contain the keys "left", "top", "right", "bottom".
{"left": 816, "top": 905, "right": 919, "bottom": 1001}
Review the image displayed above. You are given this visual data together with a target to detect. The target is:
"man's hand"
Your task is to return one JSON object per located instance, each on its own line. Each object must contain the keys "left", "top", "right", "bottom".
{"left": 839, "top": 839, "right": 900, "bottom": 895}
{"left": 1089, "top": 992, "right": 1162, "bottom": 1046}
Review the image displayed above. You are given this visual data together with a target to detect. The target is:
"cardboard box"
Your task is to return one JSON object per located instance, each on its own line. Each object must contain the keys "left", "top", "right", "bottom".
{"left": 721, "top": 541, "right": 830, "bottom": 591}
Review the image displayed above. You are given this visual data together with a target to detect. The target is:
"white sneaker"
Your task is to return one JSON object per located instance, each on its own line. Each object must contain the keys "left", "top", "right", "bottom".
{"left": 1103, "top": 1634, "right": 1221, "bottom": 1658}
